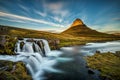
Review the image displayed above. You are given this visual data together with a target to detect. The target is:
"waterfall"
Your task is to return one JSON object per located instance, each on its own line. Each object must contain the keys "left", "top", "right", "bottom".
{"left": 42, "top": 39, "right": 51, "bottom": 53}
{"left": 22, "top": 42, "right": 34, "bottom": 53}
{"left": 0, "top": 38, "right": 62, "bottom": 80}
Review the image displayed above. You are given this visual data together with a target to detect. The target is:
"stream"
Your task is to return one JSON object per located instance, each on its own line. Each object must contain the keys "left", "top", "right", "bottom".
{"left": 0, "top": 38, "right": 120, "bottom": 80}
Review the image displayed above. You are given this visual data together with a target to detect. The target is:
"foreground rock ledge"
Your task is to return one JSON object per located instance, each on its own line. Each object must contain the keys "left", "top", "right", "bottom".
{"left": 0, "top": 60, "right": 32, "bottom": 80}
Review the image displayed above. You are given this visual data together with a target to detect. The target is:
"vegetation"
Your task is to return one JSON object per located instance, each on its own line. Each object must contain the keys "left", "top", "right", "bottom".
{"left": 86, "top": 51, "right": 120, "bottom": 80}
{"left": 0, "top": 24, "right": 120, "bottom": 80}
{"left": 0, "top": 25, "right": 120, "bottom": 55}
{"left": 0, "top": 35, "right": 17, "bottom": 55}
{"left": 0, "top": 60, "right": 32, "bottom": 80}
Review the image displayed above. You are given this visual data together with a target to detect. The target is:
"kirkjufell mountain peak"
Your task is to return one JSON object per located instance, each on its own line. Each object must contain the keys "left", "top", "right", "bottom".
{"left": 61, "top": 18, "right": 111, "bottom": 37}
{"left": 71, "top": 18, "right": 84, "bottom": 27}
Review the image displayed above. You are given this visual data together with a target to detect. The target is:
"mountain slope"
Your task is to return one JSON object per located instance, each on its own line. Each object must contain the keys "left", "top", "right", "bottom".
{"left": 61, "top": 18, "right": 113, "bottom": 37}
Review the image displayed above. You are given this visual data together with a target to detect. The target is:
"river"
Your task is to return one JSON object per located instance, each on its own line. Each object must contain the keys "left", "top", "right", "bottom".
{"left": 0, "top": 39, "right": 120, "bottom": 80}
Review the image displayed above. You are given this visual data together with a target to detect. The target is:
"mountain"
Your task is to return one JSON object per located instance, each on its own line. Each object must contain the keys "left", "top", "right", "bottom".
{"left": 0, "top": 25, "right": 74, "bottom": 40}
{"left": 0, "top": 19, "right": 120, "bottom": 47}
{"left": 61, "top": 18, "right": 113, "bottom": 37}
{"left": 106, "top": 31, "right": 120, "bottom": 36}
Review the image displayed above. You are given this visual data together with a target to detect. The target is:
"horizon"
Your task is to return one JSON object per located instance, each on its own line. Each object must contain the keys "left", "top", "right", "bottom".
{"left": 0, "top": 0, "right": 120, "bottom": 33}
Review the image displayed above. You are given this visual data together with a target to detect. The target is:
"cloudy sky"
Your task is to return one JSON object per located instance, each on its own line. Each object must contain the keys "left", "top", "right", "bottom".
{"left": 0, "top": 0, "right": 120, "bottom": 33}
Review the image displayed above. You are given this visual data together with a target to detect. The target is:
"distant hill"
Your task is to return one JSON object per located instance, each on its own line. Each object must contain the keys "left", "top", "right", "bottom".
{"left": 0, "top": 25, "right": 75, "bottom": 41}
{"left": 0, "top": 19, "right": 120, "bottom": 47}
{"left": 106, "top": 31, "right": 120, "bottom": 36}
{"left": 61, "top": 18, "right": 115, "bottom": 37}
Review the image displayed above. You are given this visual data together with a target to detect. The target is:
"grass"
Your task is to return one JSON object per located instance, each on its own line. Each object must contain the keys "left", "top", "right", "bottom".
{"left": 86, "top": 52, "right": 120, "bottom": 80}
{"left": 0, "top": 60, "right": 32, "bottom": 80}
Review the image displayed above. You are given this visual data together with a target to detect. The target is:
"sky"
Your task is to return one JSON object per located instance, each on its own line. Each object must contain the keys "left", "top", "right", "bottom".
{"left": 0, "top": 0, "right": 120, "bottom": 33}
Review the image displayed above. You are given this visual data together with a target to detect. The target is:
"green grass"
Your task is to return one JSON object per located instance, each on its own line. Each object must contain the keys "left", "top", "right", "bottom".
{"left": 0, "top": 25, "right": 120, "bottom": 55}
{"left": 86, "top": 52, "right": 120, "bottom": 80}
{"left": 0, "top": 60, "right": 32, "bottom": 80}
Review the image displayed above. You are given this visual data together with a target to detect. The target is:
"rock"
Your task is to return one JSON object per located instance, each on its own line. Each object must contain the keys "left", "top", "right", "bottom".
{"left": 96, "top": 50, "right": 101, "bottom": 53}
{"left": 36, "top": 40, "right": 46, "bottom": 57}
{"left": 100, "top": 76, "right": 112, "bottom": 80}
{"left": 88, "top": 68, "right": 95, "bottom": 74}
{"left": 18, "top": 38, "right": 23, "bottom": 40}
{"left": 115, "top": 51, "right": 120, "bottom": 57}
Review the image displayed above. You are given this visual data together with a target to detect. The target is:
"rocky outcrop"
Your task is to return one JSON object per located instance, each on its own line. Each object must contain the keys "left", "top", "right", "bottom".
{"left": 0, "top": 60, "right": 32, "bottom": 80}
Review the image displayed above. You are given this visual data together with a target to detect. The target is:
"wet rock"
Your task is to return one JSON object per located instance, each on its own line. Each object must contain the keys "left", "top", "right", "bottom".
{"left": 18, "top": 38, "right": 23, "bottom": 40}
{"left": 37, "top": 40, "right": 46, "bottom": 57}
{"left": 100, "top": 76, "right": 112, "bottom": 80}
{"left": 88, "top": 68, "right": 95, "bottom": 74}
{"left": 26, "top": 39, "right": 34, "bottom": 42}
{"left": 20, "top": 42, "right": 24, "bottom": 50}
{"left": 48, "top": 39, "right": 60, "bottom": 50}
{"left": 115, "top": 51, "right": 120, "bottom": 57}
{"left": 85, "top": 65, "right": 89, "bottom": 68}
{"left": 96, "top": 50, "right": 101, "bottom": 53}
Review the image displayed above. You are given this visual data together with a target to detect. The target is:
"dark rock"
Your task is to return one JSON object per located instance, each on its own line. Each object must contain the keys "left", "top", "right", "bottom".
{"left": 99, "top": 76, "right": 112, "bottom": 80}
{"left": 88, "top": 68, "right": 95, "bottom": 74}
{"left": 96, "top": 50, "right": 101, "bottom": 53}
{"left": 18, "top": 38, "right": 23, "bottom": 40}
{"left": 37, "top": 40, "right": 46, "bottom": 57}
{"left": 115, "top": 51, "right": 120, "bottom": 57}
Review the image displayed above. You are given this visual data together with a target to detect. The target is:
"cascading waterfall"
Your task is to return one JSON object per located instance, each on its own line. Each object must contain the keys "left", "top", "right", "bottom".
{"left": 14, "top": 38, "right": 55, "bottom": 80}
{"left": 0, "top": 38, "right": 62, "bottom": 80}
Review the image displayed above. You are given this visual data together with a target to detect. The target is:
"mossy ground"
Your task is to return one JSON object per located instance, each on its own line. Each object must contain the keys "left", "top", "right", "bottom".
{"left": 86, "top": 52, "right": 120, "bottom": 80}
{"left": 0, "top": 60, "right": 32, "bottom": 80}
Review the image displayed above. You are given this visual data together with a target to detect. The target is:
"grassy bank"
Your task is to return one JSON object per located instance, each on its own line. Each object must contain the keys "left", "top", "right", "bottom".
{"left": 86, "top": 52, "right": 120, "bottom": 80}
{"left": 0, "top": 60, "right": 32, "bottom": 80}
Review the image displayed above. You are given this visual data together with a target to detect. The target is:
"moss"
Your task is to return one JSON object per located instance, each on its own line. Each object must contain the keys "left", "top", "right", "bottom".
{"left": 0, "top": 36, "right": 17, "bottom": 55}
{"left": 0, "top": 60, "right": 32, "bottom": 80}
{"left": 86, "top": 52, "right": 120, "bottom": 80}
{"left": 0, "top": 71, "right": 19, "bottom": 80}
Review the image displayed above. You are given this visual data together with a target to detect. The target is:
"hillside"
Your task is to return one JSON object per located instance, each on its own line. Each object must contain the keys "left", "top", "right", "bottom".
{"left": 0, "top": 18, "right": 120, "bottom": 47}
{"left": 61, "top": 18, "right": 115, "bottom": 37}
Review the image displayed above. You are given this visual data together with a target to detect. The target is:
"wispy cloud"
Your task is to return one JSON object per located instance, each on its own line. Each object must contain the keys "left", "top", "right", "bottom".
{"left": 19, "top": 4, "right": 29, "bottom": 12}
{"left": 44, "top": 1, "right": 69, "bottom": 19}
{"left": 34, "top": 10, "right": 47, "bottom": 17}
{"left": 91, "top": 23, "right": 120, "bottom": 32}
{"left": 0, "top": 17, "right": 26, "bottom": 23}
{"left": 0, "top": 11, "right": 65, "bottom": 27}
{"left": 51, "top": 16, "right": 63, "bottom": 23}
{"left": 112, "top": 18, "right": 120, "bottom": 21}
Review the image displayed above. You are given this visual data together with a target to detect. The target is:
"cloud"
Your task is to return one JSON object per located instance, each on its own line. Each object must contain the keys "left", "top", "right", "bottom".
{"left": 39, "top": 27, "right": 67, "bottom": 33}
{"left": 0, "top": 17, "right": 26, "bottom": 23}
{"left": 18, "top": 4, "right": 29, "bottom": 12}
{"left": 51, "top": 16, "right": 63, "bottom": 23}
{"left": 34, "top": 10, "right": 47, "bottom": 17}
{"left": 44, "top": 1, "right": 69, "bottom": 17}
{"left": 0, "top": 11, "right": 65, "bottom": 27}
{"left": 46, "top": 2, "right": 64, "bottom": 11}
{"left": 91, "top": 23, "right": 120, "bottom": 32}
{"left": 112, "top": 18, "right": 120, "bottom": 21}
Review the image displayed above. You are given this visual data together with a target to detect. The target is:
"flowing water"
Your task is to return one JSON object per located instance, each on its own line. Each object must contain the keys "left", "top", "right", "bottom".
{"left": 0, "top": 39, "right": 120, "bottom": 80}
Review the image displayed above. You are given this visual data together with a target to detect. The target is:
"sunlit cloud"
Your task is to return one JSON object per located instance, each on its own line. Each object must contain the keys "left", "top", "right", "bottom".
{"left": 0, "top": 11, "right": 65, "bottom": 27}
{"left": 0, "top": 17, "right": 26, "bottom": 23}
{"left": 0, "top": 0, "right": 120, "bottom": 32}
{"left": 44, "top": 1, "right": 69, "bottom": 18}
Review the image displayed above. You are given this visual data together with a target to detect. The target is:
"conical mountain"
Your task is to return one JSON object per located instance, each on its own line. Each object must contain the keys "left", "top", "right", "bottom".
{"left": 61, "top": 18, "right": 106, "bottom": 37}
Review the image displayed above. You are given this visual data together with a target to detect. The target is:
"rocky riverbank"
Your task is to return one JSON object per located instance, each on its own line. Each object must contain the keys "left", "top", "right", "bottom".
{"left": 86, "top": 51, "right": 120, "bottom": 80}
{"left": 0, "top": 60, "right": 32, "bottom": 80}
